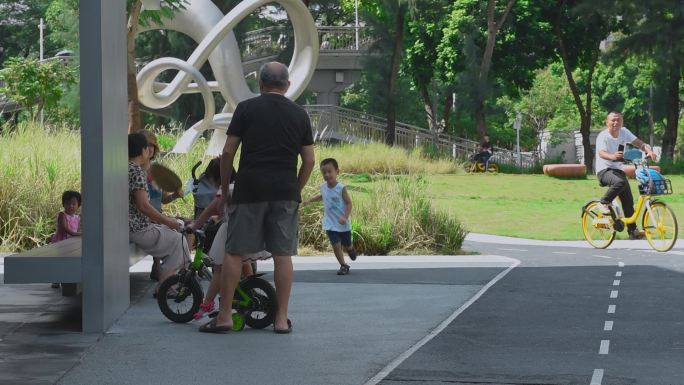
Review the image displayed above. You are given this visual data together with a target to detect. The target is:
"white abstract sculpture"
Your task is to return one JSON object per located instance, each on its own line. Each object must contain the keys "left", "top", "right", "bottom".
{"left": 136, "top": 0, "right": 319, "bottom": 154}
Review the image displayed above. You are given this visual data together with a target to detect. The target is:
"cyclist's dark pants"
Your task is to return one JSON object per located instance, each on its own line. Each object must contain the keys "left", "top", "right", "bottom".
{"left": 598, "top": 168, "right": 636, "bottom": 232}
{"left": 479, "top": 152, "right": 492, "bottom": 167}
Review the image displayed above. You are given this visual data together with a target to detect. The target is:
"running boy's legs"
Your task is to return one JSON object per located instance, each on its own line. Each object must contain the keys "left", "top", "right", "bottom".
{"left": 331, "top": 242, "right": 346, "bottom": 266}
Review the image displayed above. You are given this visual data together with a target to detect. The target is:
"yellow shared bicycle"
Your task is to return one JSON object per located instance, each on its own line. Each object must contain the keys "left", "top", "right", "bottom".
{"left": 581, "top": 158, "right": 678, "bottom": 251}
{"left": 466, "top": 153, "right": 498, "bottom": 173}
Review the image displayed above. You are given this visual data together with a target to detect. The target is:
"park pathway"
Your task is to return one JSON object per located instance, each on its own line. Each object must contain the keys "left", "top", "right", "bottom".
{"left": 376, "top": 237, "right": 684, "bottom": 385}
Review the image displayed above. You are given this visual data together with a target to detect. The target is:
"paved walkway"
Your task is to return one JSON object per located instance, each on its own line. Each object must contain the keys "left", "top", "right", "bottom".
{"left": 0, "top": 250, "right": 516, "bottom": 385}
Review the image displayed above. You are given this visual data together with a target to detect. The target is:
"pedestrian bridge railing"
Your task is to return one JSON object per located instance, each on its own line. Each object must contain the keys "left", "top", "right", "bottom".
{"left": 304, "top": 105, "right": 538, "bottom": 168}
{"left": 241, "top": 25, "right": 370, "bottom": 62}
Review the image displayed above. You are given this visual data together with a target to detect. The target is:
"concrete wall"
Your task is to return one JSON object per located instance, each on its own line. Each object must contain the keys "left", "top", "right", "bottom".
{"left": 540, "top": 131, "right": 578, "bottom": 163}
{"left": 307, "top": 54, "right": 363, "bottom": 105}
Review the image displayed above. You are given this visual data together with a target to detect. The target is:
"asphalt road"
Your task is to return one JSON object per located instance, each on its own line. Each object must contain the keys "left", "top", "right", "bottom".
{"left": 377, "top": 239, "right": 684, "bottom": 385}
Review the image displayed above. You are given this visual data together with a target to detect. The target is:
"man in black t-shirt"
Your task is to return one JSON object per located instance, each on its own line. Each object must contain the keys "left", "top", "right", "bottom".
{"left": 199, "top": 62, "right": 316, "bottom": 334}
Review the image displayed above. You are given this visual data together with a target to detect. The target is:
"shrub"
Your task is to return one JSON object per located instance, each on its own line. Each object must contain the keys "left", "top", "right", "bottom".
{"left": 657, "top": 158, "right": 684, "bottom": 175}
{"left": 299, "top": 175, "right": 468, "bottom": 255}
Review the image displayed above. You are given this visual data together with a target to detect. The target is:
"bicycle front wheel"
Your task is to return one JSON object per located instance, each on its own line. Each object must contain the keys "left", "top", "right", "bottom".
{"left": 582, "top": 201, "right": 616, "bottom": 249}
{"left": 238, "top": 277, "right": 277, "bottom": 329}
{"left": 157, "top": 272, "right": 204, "bottom": 323}
{"left": 642, "top": 202, "right": 678, "bottom": 252}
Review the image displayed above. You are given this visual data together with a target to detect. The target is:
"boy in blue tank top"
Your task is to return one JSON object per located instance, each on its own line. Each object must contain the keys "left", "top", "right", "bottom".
{"left": 303, "top": 158, "right": 358, "bottom": 275}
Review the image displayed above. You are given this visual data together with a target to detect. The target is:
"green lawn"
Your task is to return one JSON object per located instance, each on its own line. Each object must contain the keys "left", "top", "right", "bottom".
{"left": 424, "top": 173, "right": 684, "bottom": 240}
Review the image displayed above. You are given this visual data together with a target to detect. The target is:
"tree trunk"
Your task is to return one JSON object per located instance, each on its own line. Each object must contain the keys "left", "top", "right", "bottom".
{"left": 474, "top": 102, "right": 487, "bottom": 139}
{"left": 660, "top": 57, "right": 680, "bottom": 161}
{"left": 474, "top": 0, "right": 516, "bottom": 140}
{"left": 385, "top": 3, "right": 406, "bottom": 146}
{"left": 580, "top": 114, "right": 593, "bottom": 173}
{"left": 418, "top": 83, "right": 435, "bottom": 131}
{"left": 442, "top": 92, "right": 453, "bottom": 133}
{"left": 127, "top": 1, "right": 143, "bottom": 133}
{"left": 553, "top": 20, "right": 596, "bottom": 172}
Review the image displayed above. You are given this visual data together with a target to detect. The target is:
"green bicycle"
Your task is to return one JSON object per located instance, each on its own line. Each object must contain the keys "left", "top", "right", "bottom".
{"left": 157, "top": 229, "right": 277, "bottom": 330}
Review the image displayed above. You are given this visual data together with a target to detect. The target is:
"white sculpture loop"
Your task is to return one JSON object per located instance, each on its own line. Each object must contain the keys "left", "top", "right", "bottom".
{"left": 136, "top": 0, "right": 319, "bottom": 154}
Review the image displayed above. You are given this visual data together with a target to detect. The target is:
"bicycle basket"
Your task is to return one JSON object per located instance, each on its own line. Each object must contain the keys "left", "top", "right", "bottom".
{"left": 638, "top": 179, "right": 673, "bottom": 195}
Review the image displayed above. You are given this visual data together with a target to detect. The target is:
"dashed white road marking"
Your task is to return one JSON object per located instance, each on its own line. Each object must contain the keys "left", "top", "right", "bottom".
{"left": 552, "top": 251, "right": 577, "bottom": 255}
{"left": 364, "top": 259, "right": 521, "bottom": 385}
{"left": 608, "top": 305, "right": 616, "bottom": 314}
{"left": 590, "top": 369, "right": 604, "bottom": 385}
{"left": 496, "top": 248, "right": 528, "bottom": 252}
{"left": 610, "top": 290, "right": 618, "bottom": 299}
{"left": 615, "top": 271, "right": 622, "bottom": 277}
{"left": 613, "top": 280, "right": 621, "bottom": 286}
{"left": 604, "top": 321, "right": 613, "bottom": 331}
{"left": 599, "top": 340, "right": 610, "bottom": 354}
{"left": 618, "top": 262, "right": 625, "bottom": 267}
{"left": 592, "top": 255, "right": 612, "bottom": 259}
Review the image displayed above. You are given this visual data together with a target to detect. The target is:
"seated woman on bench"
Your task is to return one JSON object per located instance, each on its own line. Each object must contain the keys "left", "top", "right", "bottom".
{"left": 128, "top": 133, "right": 190, "bottom": 297}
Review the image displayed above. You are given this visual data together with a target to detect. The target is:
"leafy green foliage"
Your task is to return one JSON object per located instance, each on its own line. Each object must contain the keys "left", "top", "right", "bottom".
{"left": 0, "top": 56, "right": 77, "bottom": 120}
{"left": 598, "top": 0, "right": 683, "bottom": 159}
{"left": 132, "top": 0, "right": 188, "bottom": 28}
{"left": 0, "top": 0, "right": 56, "bottom": 65}
{"left": 497, "top": 63, "right": 577, "bottom": 152}
{"left": 44, "top": 0, "right": 79, "bottom": 51}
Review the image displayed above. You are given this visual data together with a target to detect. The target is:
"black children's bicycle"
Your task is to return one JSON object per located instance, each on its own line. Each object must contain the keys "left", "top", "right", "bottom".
{"left": 157, "top": 229, "right": 277, "bottom": 330}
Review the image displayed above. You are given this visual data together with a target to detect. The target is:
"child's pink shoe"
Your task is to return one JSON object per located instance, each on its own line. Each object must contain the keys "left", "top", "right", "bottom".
{"left": 193, "top": 302, "right": 215, "bottom": 320}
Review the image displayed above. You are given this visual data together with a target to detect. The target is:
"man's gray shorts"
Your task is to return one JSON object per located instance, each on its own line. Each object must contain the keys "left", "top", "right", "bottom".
{"left": 225, "top": 200, "right": 299, "bottom": 256}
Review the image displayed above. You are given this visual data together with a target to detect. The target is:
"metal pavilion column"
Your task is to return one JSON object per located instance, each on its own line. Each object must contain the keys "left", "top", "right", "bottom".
{"left": 79, "top": 0, "right": 130, "bottom": 333}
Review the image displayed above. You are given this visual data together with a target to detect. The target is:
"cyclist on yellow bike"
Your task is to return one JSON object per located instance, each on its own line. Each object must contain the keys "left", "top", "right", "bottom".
{"left": 595, "top": 111, "right": 658, "bottom": 239}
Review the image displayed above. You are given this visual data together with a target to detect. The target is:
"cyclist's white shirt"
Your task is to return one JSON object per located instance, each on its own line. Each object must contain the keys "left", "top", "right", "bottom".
{"left": 595, "top": 127, "right": 637, "bottom": 174}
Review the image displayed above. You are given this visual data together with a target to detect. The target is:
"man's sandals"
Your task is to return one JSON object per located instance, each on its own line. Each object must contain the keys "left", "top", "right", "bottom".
{"left": 199, "top": 318, "right": 293, "bottom": 334}
{"left": 274, "top": 319, "right": 293, "bottom": 334}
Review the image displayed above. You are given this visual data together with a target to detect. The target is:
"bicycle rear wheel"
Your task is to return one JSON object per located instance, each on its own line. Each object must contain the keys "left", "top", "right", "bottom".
{"left": 582, "top": 201, "right": 616, "bottom": 249}
{"left": 238, "top": 277, "right": 277, "bottom": 329}
{"left": 642, "top": 202, "right": 678, "bottom": 252}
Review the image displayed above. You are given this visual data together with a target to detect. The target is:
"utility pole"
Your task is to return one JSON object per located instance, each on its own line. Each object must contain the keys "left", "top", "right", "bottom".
{"left": 514, "top": 111, "right": 522, "bottom": 169}
{"left": 354, "top": 0, "right": 359, "bottom": 50}
{"left": 39, "top": 18, "right": 45, "bottom": 62}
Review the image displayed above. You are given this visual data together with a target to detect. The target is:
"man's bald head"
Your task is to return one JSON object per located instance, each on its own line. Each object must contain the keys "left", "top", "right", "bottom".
{"left": 259, "top": 62, "right": 290, "bottom": 93}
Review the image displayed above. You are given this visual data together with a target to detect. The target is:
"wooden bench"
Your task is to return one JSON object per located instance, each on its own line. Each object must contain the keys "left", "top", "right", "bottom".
{"left": 543, "top": 164, "right": 586, "bottom": 178}
{"left": 4, "top": 237, "right": 148, "bottom": 296}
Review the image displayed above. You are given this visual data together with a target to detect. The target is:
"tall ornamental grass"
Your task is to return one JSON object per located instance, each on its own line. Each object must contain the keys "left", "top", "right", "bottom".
{"left": 316, "top": 142, "right": 459, "bottom": 175}
{"left": 0, "top": 123, "right": 81, "bottom": 250}
{"left": 1, "top": 126, "right": 467, "bottom": 254}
